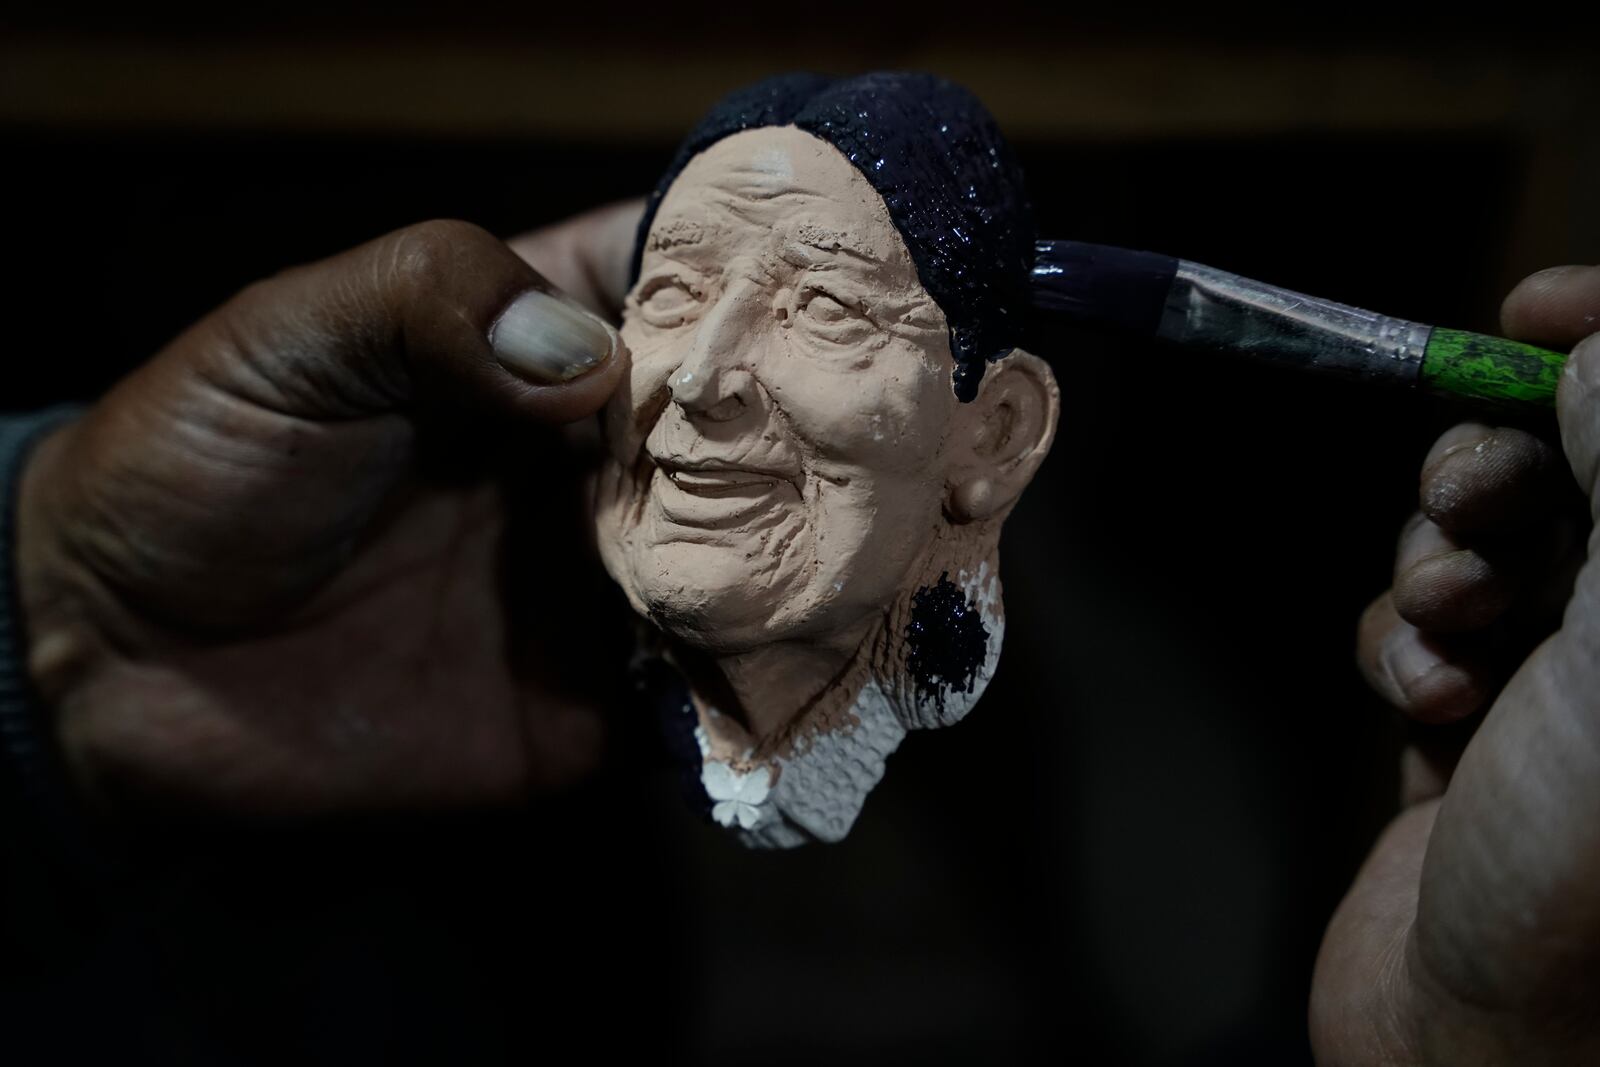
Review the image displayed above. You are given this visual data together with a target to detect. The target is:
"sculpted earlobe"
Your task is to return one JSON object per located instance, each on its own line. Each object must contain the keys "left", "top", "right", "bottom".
{"left": 948, "top": 477, "right": 996, "bottom": 522}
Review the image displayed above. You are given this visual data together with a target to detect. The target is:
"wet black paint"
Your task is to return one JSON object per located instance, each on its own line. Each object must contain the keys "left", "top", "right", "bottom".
{"left": 1030, "top": 240, "right": 1179, "bottom": 337}
{"left": 632, "top": 72, "right": 1035, "bottom": 402}
{"left": 906, "top": 573, "right": 989, "bottom": 712}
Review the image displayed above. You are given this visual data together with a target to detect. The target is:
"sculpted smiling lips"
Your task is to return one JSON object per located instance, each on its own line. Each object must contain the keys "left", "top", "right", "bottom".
{"left": 592, "top": 73, "right": 1059, "bottom": 846}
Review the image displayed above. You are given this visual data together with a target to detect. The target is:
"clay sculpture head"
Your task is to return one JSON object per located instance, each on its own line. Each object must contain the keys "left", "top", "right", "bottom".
{"left": 594, "top": 73, "right": 1059, "bottom": 846}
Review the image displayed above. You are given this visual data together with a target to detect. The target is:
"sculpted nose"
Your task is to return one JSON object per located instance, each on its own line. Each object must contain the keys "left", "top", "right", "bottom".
{"left": 670, "top": 364, "right": 754, "bottom": 421}
{"left": 669, "top": 286, "right": 761, "bottom": 422}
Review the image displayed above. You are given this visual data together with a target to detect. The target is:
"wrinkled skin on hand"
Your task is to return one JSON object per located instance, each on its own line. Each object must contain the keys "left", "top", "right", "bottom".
{"left": 1314, "top": 264, "right": 1600, "bottom": 1065}
{"left": 16, "top": 203, "right": 642, "bottom": 816}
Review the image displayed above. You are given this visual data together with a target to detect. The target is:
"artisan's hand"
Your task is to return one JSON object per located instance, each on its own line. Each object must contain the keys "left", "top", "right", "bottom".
{"left": 1312, "top": 265, "right": 1600, "bottom": 1065}
{"left": 16, "top": 202, "right": 643, "bottom": 816}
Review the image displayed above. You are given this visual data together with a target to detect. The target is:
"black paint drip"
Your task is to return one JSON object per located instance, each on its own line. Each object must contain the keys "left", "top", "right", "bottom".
{"left": 906, "top": 573, "right": 989, "bottom": 713}
{"left": 631, "top": 72, "right": 1035, "bottom": 402}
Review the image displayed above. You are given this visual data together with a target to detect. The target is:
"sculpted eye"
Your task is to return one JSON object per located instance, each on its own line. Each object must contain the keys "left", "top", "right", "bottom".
{"left": 637, "top": 273, "right": 703, "bottom": 327}
{"left": 804, "top": 291, "right": 852, "bottom": 324}
{"left": 796, "top": 285, "right": 875, "bottom": 347}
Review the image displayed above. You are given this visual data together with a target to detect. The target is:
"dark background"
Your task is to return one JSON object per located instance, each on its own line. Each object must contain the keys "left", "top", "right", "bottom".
{"left": 4, "top": 10, "right": 1597, "bottom": 1065}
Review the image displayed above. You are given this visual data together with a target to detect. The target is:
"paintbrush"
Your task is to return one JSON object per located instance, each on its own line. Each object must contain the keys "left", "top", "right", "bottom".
{"left": 1031, "top": 240, "right": 1567, "bottom": 410}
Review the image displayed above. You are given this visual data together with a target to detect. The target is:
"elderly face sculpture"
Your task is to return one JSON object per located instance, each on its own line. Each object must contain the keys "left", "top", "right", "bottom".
{"left": 595, "top": 121, "right": 1058, "bottom": 847}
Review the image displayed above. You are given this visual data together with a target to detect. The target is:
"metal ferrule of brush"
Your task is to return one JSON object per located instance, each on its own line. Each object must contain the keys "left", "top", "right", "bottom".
{"left": 1160, "top": 261, "right": 1432, "bottom": 387}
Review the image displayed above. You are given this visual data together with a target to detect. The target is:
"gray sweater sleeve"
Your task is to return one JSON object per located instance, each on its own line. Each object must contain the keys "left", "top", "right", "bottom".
{"left": 0, "top": 407, "right": 103, "bottom": 871}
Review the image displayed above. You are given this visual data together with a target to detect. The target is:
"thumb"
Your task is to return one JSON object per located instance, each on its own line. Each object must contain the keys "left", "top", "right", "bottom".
{"left": 188, "top": 218, "right": 625, "bottom": 425}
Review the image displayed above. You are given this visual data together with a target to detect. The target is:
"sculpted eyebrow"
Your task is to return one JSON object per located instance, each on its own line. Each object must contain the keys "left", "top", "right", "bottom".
{"left": 645, "top": 218, "right": 713, "bottom": 253}
{"left": 711, "top": 167, "right": 826, "bottom": 202}
{"left": 785, "top": 223, "right": 882, "bottom": 266}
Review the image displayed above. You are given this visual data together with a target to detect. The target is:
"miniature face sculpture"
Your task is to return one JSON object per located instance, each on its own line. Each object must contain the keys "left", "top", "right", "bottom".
{"left": 595, "top": 120, "right": 1058, "bottom": 847}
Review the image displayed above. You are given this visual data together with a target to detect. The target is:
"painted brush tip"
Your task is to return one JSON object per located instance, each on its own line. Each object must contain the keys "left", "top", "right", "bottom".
{"left": 1030, "top": 240, "right": 1180, "bottom": 337}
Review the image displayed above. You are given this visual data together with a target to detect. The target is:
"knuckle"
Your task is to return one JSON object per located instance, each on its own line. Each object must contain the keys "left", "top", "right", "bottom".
{"left": 386, "top": 219, "right": 498, "bottom": 291}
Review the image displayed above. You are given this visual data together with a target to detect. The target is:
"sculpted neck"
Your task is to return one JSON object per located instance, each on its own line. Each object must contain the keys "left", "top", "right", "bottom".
{"left": 678, "top": 529, "right": 1004, "bottom": 762}
{"left": 684, "top": 620, "right": 874, "bottom": 760}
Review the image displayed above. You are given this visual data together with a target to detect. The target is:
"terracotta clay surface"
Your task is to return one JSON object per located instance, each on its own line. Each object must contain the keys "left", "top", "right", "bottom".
{"left": 595, "top": 126, "right": 1058, "bottom": 846}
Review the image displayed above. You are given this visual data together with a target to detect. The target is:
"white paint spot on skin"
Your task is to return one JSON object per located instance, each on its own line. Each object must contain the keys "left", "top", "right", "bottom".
{"left": 751, "top": 146, "right": 795, "bottom": 182}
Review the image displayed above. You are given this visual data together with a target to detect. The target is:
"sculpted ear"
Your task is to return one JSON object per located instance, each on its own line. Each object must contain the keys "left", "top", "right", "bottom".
{"left": 945, "top": 349, "right": 1060, "bottom": 523}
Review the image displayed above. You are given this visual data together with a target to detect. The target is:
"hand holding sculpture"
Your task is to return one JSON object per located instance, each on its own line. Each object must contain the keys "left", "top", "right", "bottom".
{"left": 595, "top": 75, "right": 1058, "bottom": 846}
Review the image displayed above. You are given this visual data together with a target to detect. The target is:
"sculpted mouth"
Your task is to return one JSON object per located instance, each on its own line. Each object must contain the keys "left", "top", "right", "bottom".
{"left": 644, "top": 452, "right": 803, "bottom": 529}
{"left": 666, "top": 468, "right": 778, "bottom": 495}
{"left": 650, "top": 455, "right": 800, "bottom": 497}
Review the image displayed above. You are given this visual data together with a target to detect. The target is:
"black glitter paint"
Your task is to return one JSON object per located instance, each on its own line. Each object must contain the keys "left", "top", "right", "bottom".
{"left": 631, "top": 72, "right": 1035, "bottom": 402}
{"left": 905, "top": 573, "right": 989, "bottom": 713}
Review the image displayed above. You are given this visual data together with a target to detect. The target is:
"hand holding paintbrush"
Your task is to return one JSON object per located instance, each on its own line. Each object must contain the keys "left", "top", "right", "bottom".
{"left": 1312, "top": 263, "right": 1600, "bottom": 1063}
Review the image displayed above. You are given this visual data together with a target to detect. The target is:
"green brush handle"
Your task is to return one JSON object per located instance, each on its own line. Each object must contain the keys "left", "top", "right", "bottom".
{"left": 1420, "top": 328, "right": 1567, "bottom": 408}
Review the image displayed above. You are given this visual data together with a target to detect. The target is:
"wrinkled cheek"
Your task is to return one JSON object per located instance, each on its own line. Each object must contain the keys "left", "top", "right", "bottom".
{"left": 784, "top": 337, "right": 947, "bottom": 458}
{"left": 820, "top": 493, "right": 876, "bottom": 576}
{"left": 606, "top": 326, "right": 679, "bottom": 462}
{"left": 810, "top": 473, "right": 939, "bottom": 605}
{"left": 797, "top": 382, "right": 943, "bottom": 477}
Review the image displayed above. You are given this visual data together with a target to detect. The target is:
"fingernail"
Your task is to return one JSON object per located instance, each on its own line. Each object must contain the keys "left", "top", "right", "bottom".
{"left": 490, "top": 289, "right": 615, "bottom": 383}
{"left": 1382, "top": 627, "right": 1439, "bottom": 698}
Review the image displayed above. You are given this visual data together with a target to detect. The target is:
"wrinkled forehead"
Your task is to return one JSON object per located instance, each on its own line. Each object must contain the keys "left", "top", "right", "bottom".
{"left": 643, "top": 126, "right": 916, "bottom": 275}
